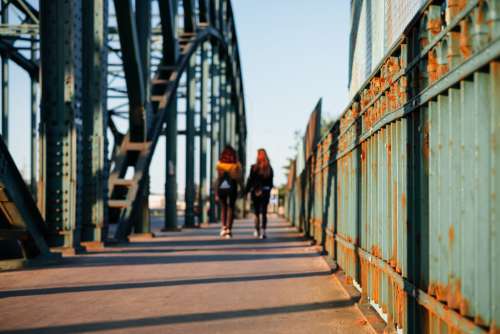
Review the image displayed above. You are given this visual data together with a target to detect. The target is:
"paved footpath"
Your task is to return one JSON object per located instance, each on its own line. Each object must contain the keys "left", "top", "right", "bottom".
{"left": 0, "top": 217, "right": 373, "bottom": 334}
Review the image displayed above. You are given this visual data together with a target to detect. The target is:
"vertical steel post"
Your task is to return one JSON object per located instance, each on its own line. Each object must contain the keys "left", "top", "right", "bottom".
{"left": 227, "top": 90, "right": 234, "bottom": 147}
{"left": 219, "top": 57, "right": 227, "bottom": 148}
{"left": 40, "top": 0, "right": 84, "bottom": 254}
{"left": 81, "top": 0, "right": 107, "bottom": 248}
{"left": 113, "top": 0, "right": 146, "bottom": 142}
{"left": 30, "top": 40, "right": 37, "bottom": 199}
{"left": 161, "top": 0, "right": 179, "bottom": 231}
{"left": 164, "top": 96, "right": 179, "bottom": 230}
{"left": 199, "top": 42, "right": 209, "bottom": 224}
{"left": 185, "top": 55, "right": 197, "bottom": 227}
{"left": 209, "top": 45, "right": 219, "bottom": 222}
{"left": 183, "top": 0, "right": 196, "bottom": 33}
{"left": 136, "top": 0, "right": 151, "bottom": 119}
{"left": 1, "top": 1, "right": 8, "bottom": 147}
{"left": 133, "top": 0, "right": 152, "bottom": 235}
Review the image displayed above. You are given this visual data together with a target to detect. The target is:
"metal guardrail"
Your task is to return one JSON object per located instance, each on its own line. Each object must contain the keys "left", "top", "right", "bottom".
{"left": 285, "top": 1, "right": 499, "bottom": 333}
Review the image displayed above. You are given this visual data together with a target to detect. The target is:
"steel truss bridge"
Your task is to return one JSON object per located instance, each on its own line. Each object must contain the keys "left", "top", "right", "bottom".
{"left": 0, "top": 0, "right": 246, "bottom": 266}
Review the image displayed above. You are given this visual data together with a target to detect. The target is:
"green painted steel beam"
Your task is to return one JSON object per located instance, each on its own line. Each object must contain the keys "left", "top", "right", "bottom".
{"left": 81, "top": 0, "right": 108, "bottom": 247}
{"left": 0, "top": 39, "right": 38, "bottom": 79}
{"left": 1, "top": 0, "right": 8, "bottom": 148}
{"left": 164, "top": 95, "right": 179, "bottom": 231}
{"left": 209, "top": 0, "right": 219, "bottom": 30}
{"left": 113, "top": 0, "right": 146, "bottom": 142}
{"left": 209, "top": 45, "right": 219, "bottom": 222}
{"left": 199, "top": 0, "right": 209, "bottom": 24}
{"left": 160, "top": 0, "right": 180, "bottom": 232}
{"left": 136, "top": 0, "right": 152, "bottom": 129}
{"left": 30, "top": 41, "right": 37, "bottom": 199}
{"left": 219, "top": 57, "right": 227, "bottom": 148}
{"left": 0, "top": 135, "right": 60, "bottom": 267}
{"left": 183, "top": 0, "right": 196, "bottom": 33}
{"left": 199, "top": 42, "right": 209, "bottom": 225}
{"left": 158, "top": 0, "right": 178, "bottom": 65}
{"left": 184, "top": 54, "right": 197, "bottom": 228}
{"left": 40, "top": 0, "right": 84, "bottom": 253}
{"left": 10, "top": 0, "right": 39, "bottom": 23}
{"left": 134, "top": 0, "right": 152, "bottom": 235}
{"left": 0, "top": 23, "right": 38, "bottom": 36}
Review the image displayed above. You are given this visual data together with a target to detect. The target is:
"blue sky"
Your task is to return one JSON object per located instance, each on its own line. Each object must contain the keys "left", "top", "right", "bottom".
{"left": 232, "top": 0, "right": 350, "bottom": 186}
{"left": 3, "top": 1, "right": 351, "bottom": 194}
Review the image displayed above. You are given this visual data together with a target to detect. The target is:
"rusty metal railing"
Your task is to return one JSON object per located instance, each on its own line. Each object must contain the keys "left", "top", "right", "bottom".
{"left": 285, "top": 1, "right": 499, "bottom": 333}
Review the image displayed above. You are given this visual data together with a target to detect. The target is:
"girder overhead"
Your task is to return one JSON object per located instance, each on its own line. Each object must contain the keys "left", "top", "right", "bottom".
{"left": 0, "top": 0, "right": 246, "bottom": 264}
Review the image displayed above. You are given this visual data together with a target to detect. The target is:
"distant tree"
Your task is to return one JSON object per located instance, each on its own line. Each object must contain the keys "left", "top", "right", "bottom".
{"left": 321, "top": 113, "right": 336, "bottom": 135}
{"left": 282, "top": 157, "right": 294, "bottom": 172}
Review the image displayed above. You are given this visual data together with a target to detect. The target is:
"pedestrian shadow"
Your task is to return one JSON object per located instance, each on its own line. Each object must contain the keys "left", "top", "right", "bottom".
{"left": 3, "top": 299, "right": 357, "bottom": 334}
{"left": 0, "top": 271, "right": 330, "bottom": 299}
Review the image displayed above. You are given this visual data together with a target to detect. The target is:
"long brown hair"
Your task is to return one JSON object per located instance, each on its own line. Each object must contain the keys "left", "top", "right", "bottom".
{"left": 219, "top": 145, "right": 237, "bottom": 163}
{"left": 254, "top": 148, "right": 271, "bottom": 177}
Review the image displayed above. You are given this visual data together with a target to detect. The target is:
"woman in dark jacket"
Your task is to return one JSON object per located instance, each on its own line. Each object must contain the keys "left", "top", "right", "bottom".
{"left": 215, "top": 145, "right": 243, "bottom": 238}
{"left": 245, "top": 149, "right": 274, "bottom": 239}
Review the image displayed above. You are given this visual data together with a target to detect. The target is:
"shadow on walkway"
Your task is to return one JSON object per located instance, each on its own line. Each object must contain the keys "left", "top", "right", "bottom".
{"left": 88, "top": 244, "right": 306, "bottom": 255}
{"left": 5, "top": 299, "right": 357, "bottom": 334}
{"left": 57, "top": 252, "right": 318, "bottom": 269}
{"left": 0, "top": 271, "right": 330, "bottom": 299}
{"left": 123, "top": 236, "right": 305, "bottom": 248}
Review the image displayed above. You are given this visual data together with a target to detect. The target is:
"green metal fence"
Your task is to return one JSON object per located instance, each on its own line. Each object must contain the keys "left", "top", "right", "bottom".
{"left": 285, "top": 1, "right": 499, "bottom": 333}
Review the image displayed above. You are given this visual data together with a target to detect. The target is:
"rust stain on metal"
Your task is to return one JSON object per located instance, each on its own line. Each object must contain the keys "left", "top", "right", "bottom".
{"left": 396, "top": 284, "right": 406, "bottom": 329}
{"left": 447, "top": 0, "right": 466, "bottom": 19}
{"left": 427, "top": 18, "right": 442, "bottom": 36}
{"left": 393, "top": 182, "right": 398, "bottom": 268}
{"left": 437, "top": 63, "right": 449, "bottom": 79}
{"left": 448, "top": 225, "right": 455, "bottom": 245}
{"left": 459, "top": 20, "right": 472, "bottom": 59}
{"left": 371, "top": 245, "right": 382, "bottom": 258}
{"left": 489, "top": 321, "right": 499, "bottom": 334}
{"left": 430, "top": 281, "right": 450, "bottom": 302}
{"left": 428, "top": 50, "right": 439, "bottom": 83}
{"left": 460, "top": 297, "right": 470, "bottom": 317}
{"left": 446, "top": 278, "right": 462, "bottom": 310}
{"left": 401, "top": 193, "right": 407, "bottom": 209}
{"left": 475, "top": 314, "right": 487, "bottom": 327}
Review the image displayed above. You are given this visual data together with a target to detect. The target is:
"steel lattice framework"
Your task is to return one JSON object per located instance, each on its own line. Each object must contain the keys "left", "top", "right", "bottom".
{"left": 0, "top": 0, "right": 246, "bottom": 268}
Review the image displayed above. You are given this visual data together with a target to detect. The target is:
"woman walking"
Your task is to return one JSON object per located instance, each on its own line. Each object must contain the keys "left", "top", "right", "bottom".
{"left": 245, "top": 149, "right": 274, "bottom": 239}
{"left": 215, "top": 145, "right": 242, "bottom": 238}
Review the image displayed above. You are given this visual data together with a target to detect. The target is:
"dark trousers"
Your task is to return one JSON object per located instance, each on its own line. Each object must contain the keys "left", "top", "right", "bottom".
{"left": 252, "top": 193, "right": 270, "bottom": 231}
{"left": 219, "top": 190, "right": 237, "bottom": 230}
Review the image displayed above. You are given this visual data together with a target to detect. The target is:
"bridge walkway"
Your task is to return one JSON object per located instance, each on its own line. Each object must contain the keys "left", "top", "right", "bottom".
{"left": 0, "top": 217, "right": 373, "bottom": 334}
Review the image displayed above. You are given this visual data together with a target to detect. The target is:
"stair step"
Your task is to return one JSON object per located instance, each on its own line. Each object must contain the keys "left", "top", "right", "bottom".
{"left": 151, "top": 95, "right": 165, "bottom": 103}
{"left": 108, "top": 200, "right": 129, "bottom": 209}
{"left": 152, "top": 78, "right": 170, "bottom": 85}
{"left": 179, "top": 32, "right": 196, "bottom": 38}
{"left": 111, "top": 179, "right": 135, "bottom": 187}
{"left": 122, "top": 141, "right": 150, "bottom": 152}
